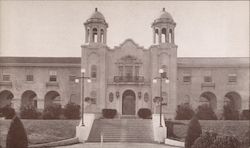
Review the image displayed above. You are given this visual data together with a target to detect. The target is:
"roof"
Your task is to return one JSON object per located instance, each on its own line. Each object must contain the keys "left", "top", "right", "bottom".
{"left": 88, "top": 8, "right": 105, "bottom": 20}
{"left": 157, "top": 8, "right": 173, "bottom": 21}
{"left": 0, "top": 57, "right": 81, "bottom": 64}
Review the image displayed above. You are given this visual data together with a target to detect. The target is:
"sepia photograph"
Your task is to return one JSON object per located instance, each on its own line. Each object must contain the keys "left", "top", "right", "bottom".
{"left": 0, "top": 1, "right": 249, "bottom": 148}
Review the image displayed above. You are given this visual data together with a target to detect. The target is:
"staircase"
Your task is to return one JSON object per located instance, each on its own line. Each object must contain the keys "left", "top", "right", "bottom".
{"left": 87, "top": 119, "right": 154, "bottom": 143}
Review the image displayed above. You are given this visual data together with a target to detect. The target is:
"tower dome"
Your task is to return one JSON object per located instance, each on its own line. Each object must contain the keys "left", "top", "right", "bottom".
{"left": 153, "top": 8, "right": 174, "bottom": 24}
{"left": 89, "top": 8, "right": 105, "bottom": 20}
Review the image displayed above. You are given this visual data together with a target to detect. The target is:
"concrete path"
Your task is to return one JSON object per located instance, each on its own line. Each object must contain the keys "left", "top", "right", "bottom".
{"left": 56, "top": 142, "right": 181, "bottom": 148}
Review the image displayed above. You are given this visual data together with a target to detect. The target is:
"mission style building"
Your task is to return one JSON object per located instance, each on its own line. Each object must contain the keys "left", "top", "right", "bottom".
{"left": 0, "top": 8, "right": 249, "bottom": 118}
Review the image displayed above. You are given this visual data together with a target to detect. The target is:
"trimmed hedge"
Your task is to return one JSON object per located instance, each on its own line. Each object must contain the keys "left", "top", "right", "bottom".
{"left": 0, "top": 106, "right": 16, "bottom": 119}
{"left": 240, "top": 110, "right": 250, "bottom": 120}
{"left": 175, "top": 104, "right": 194, "bottom": 120}
{"left": 137, "top": 108, "right": 152, "bottom": 119}
{"left": 102, "top": 109, "right": 117, "bottom": 119}
{"left": 192, "top": 131, "right": 217, "bottom": 148}
{"left": 63, "top": 102, "right": 80, "bottom": 119}
{"left": 185, "top": 116, "right": 202, "bottom": 148}
{"left": 20, "top": 105, "right": 41, "bottom": 119}
{"left": 42, "top": 104, "right": 62, "bottom": 119}
{"left": 223, "top": 105, "right": 239, "bottom": 120}
{"left": 196, "top": 104, "right": 217, "bottom": 120}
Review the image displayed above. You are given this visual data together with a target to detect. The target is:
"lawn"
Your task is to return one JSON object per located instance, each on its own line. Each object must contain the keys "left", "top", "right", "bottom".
{"left": 0, "top": 119, "right": 79, "bottom": 147}
{"left": 171, "top": 120, "right": 250, "bottom": 141}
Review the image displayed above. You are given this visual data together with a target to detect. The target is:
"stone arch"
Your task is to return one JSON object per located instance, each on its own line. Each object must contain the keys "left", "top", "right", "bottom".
{"left": 92, "top": 28, "right": 98, "bottom": 42}
{"left": 0, "top": 90, "right": 14, "bottom": 108}
{"left": 161, "top": 28, "right": 167, "bottom": 43}
{"left": 44, "top": 91, "right": 61, "bottom": 108}
{"left": 21, "top": 90, "right": 38, "bottom": 108}
{"left": 122, "top": 89, "right": 136, "bottom": 115}
{"left": 224, "top": 91, "right": 241, "bottom": 111}
{"left": 155, "top": 28, "right": 159, "bottom": 44}
{"left": 200, "top": 91, "right": 217, "bottom": 110}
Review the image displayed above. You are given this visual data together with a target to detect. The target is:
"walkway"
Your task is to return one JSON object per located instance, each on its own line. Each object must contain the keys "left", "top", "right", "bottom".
{"left": 56, "top": 142, "right": 182, "bottom": 148}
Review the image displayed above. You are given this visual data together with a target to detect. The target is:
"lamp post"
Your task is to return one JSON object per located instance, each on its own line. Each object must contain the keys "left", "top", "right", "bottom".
{"left": 75, "top": 68, "right": 91, "bottom": 126}
{"left": 153, "top": 68, "right": 169, "bottom": 127}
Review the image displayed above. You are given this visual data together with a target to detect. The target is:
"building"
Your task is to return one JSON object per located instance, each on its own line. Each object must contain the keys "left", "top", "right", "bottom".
{"left": 0, "top": 8, "right": 249, "bottom": 118}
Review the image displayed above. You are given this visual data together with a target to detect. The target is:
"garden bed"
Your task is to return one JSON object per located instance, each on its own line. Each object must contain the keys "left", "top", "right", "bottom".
{"left": 0, "top": 119, "right": 79, "bottom": 148}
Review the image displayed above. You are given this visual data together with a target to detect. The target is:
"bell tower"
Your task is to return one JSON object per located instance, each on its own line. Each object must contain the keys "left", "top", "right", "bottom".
{"left": 84, "top": 8, "right": 108, "bottom": 44}
{"left": 150, "top": 8, "right": 178, "bottom": 119}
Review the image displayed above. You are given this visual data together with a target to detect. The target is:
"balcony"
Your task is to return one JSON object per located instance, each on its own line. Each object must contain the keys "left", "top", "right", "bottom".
{"left": 46, "top": 81, "right": 59, "bottom": 87}
{"left": 201, "top": 82, "right": 215, "bottom": 89}
{"left": 114, "top": 76, "right": 144, "bottom": 83}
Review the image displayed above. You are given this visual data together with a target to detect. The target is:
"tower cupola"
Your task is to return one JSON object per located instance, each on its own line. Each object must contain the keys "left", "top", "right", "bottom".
{"left": 84, "top": 8, "right": 108, "bottom": 44}
{"left": 152, "top": 8, "right": 176, "bottom": 45}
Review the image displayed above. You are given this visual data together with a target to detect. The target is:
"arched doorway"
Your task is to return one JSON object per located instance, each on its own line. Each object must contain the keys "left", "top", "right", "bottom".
{"left": 0, "top": 90, "right": 14, "bottom": 108}
{"left": 21, "top": 90, "right": 37, "bottom": 108}
{"left": 224, "top": 92, "right": 241, "bottom": 111}
{"left": 122, "top": 90, "right": 136, "bottom": 115}
{"left": 44, "top": 91, "right": 61, "bottom": 108}
{"left": 200, "top": 91, "right": 217, "bottom": 110}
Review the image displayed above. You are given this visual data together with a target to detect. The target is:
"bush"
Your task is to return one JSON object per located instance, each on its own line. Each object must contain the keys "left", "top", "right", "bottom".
{"left": 20, "top": 105, "right": 40, "bottom": 119}
{"left": 102, "top": 109, "right": 117, "bottom": 119}
{"left": 175, "top": 103, "right": 194, "bottom": 120}
{"left": 63, "top": 102, "right": 80, "bottom": 119}
{"left": 241, "top": 130, "right": 250, "bottom": 148}
{"left": 42, "top": 104, "right": 62, "bottom": 119}
{"left": 210, "top": 135, "right": 240, "bottom": 148}
{"left": 137, "top": 108, "right": 152, "bottom": 119}
{"left": 192, "top": 131, "right": 217, "bottom": 148}
{"left": 6, "top": 116, "right": 28, "bottom": 148}
{"left": 223, "top": 105, "right": 239, "bottom": 120}
{"left": 240, "top": 110, "right": 250, "bottom": 120}
{"left": 0, "top": 105, "right": 16, "bottom": 119}
{"left": 185, "top": 115, "right": 202, "bottom": 148}
{"left": 196, "top": 104, "right": 217, "bottom": 120}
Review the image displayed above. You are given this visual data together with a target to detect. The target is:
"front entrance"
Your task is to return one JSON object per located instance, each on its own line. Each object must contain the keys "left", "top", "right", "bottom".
{"left": 122, "top": 90, "right": 136, "bottom": 115}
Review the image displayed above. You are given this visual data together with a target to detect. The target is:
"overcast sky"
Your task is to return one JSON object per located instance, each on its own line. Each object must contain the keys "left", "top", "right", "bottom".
{"left": 0, "top": 1, "right": 249, "bottom": 57}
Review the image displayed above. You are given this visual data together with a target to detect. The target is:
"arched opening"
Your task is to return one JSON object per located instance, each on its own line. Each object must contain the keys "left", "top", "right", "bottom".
{"left": 122, "top": 90, "right": 136, "bottom": 115}
{"left": 200, "top": 91, "right": 217, "bottom": 110}
{"left": 161, "top": 28, "right": 167, "bottom": 43}
{"left": 224, "top": 92, "right": 241, "bottom": 111}
{"left": 86, "top": 28, "right": 90, "bottom": 43}
{"left": 0, "top": 90, "right": 14, "bottom": 108}
{"left": 44, "top": 91, "right": 61, "bottom": 108}
{"left": 155, "top": 28, "right": 159, "bottom": 44}
{"left": 21, "top": 90, "right": 37, "bottom": 108}
{"left": 169, "top": 29, "right": 173, "bottom": 43}
{"left": 100, "top": 29, "right": 104, "bottom": 43}
{"left": 92, "top": 28, "right": 98, "bottom": 43}
{"left": 91, "top": 65, "right": 97, "bottom": 78}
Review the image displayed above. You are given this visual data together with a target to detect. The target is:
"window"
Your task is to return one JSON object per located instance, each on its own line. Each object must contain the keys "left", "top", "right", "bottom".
{"left": 204, "top": 76, "right": 212, "bottom": 82}
{"left": 183, "top": 74, "right": 191, "bottom": 82}
{"left": 144, "top": 93, "right": 149, "bottom": 102}
{"left": 49, "top": 70, "right": 57, "bottom": 82}
{"left": 228, "top": 74, "right": 237, "bottom": 82}
{"left": 91, "top": 65, "right": 97, "bottom": 78}
{"left": 135, "top": 66, "right": 139, "bottom": 76}
{"left": 3, "top": 75, "right": 10, "bottom": 81}
{"left": 26, "top": 75, "right": 34, "bottom": 81}
{"left": 125, "top": 66, "right": 133, "bottom": 77}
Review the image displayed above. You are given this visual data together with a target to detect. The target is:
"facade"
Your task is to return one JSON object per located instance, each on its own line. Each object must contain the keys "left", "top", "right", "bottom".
{"left": 0, "top": 8, "right": 249, "bottom": 118}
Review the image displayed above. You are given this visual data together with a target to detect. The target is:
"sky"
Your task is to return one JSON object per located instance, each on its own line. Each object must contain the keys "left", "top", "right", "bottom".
{"left": 0, "top": 1, "right": 249, "bottom": 57}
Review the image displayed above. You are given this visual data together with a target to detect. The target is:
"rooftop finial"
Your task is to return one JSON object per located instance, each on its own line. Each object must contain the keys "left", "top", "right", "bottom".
{"left": 95, "top": 8, "right": 98, "bottom": 12}
{"left": 163, "top": 8, "right": 165, "bottom": 11}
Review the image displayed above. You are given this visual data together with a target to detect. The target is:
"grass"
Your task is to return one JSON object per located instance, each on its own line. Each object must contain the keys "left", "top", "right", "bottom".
{"left": 0, "top": 119, "right": 79, "bottom": 147}
{"left": 171, "top": 120, "right": 250, "bottom": 141}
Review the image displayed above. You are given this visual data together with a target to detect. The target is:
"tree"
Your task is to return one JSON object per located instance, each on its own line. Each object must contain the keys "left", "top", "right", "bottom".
{"left": 0, "top": 105, "right": 16, "bottom": 119}
{"left": 6, "top": 116, "right": 28, "bottom": 148}
{"left": 185, "top": 115, "right": 202, "bottom": 148}
{"left": 196, "top": 104, "right": 217, "bottom": 120}
{"left": 63, "top": 102, "right": 80, "bottom": 119}
{"left": 175, "top": 103, "right": 194, "bottom": 120}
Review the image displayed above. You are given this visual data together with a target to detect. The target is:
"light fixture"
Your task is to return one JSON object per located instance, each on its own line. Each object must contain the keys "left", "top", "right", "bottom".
{"left": 165, "top": 79, "right": 170, "bottom": 83}
{"left": 116, "top": 91, "right": 119, "bottom": 98}
{"left": 87, "top": 79, "right": 92, "bottom": 83}
{"left": 75, "top": 78, "right": 80, "bottom": 83}
{"left": 138, "top": 92, "right": 142, "bottom": 99}
{"left": 81, "top": 68, "right": 86, "bottom": 73}
{"left": 159, "top": 68, "right": 164, "bottom": 74}
{"left": 153, "top": 79, "right": 157, "bottom": 83}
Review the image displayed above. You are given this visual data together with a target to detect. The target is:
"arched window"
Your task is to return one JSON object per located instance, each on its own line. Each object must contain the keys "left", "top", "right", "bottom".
{"left": 91, "top": 65, "right": 97, "bottom": 78}
{"left": 100, "top": 29, "right": 104, "bottom": 43}
{"left": 87, "top": 28, "right": 90, "bottom": 43}
{"left": 161, "top": 28, "right": 167, "bottom": 43}
{"left": 144, "top": 93, "right": 149, "bottom": 102}
{"left": 155, "top": 28, "right": 159, "bottom": 44}
{"left": 92, "top": 28, "right": 98, "bottom": 43}
{"left": 109, "top": 92, "right": 114, "bottom": 102}
{"left": 169, "top": 29, "right": 173, "bottom": 43}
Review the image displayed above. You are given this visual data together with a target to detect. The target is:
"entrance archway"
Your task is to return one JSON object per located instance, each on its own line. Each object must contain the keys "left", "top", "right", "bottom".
{"left": 200, "top": 91, "right": 217, "bottom": 110}
{"left": 0, "top": 90, "right": 14, "bottom": 108}
{"left": 122, "top": 90, "right": 136, "bottom": 115}
{"left": 224, "top": 92, "right": 241, "bottom": 111}
{"left": 44, "top": 91, "right": 61, "bottom": 108}
{"left": 21, "top": 90, "right": 37, "bottom": 108}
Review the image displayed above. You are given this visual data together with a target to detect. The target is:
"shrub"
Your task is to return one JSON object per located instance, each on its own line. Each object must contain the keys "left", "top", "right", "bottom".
{"left": 241, "top": 130, "right": 250, "bottom": 148}
{"left": 223, "top": 105, "right": 239, "bottom": 120}
{"left": 0, "top": 105, "right": 16, "bottom": 119}
{"left": 196, "top": 104, "right": 217, "bottom": 120}
{"left": 185, "top": 115, "right": 202, "bottom": 148}
{"left": 137, "top": 108, "right": 152, "bottom": 119}
{"left": 42, "top": 104, "right": 62, "bottom": 119}
{"left": 192, "top": 131, "right": 217, "bottom": 148}
{"left": 102, "top": 109, "right": 117, "bottom": 119}
{"left": 210, "top": 135, "right": 240, "bottom": 148}
{"left": 240, "top": 110, "right": 250, "bottom": 120}
{"left": 6, "top": 116, "right": 28, "bottom": 148}
{"left": 63, "top": 102, "right": 80, "bottom": 119}
{"left": 20, "top": 105, "right": 40, "bottom": 119}
{"left": 175, "top": 103, "right": 194, "bottom": 120}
